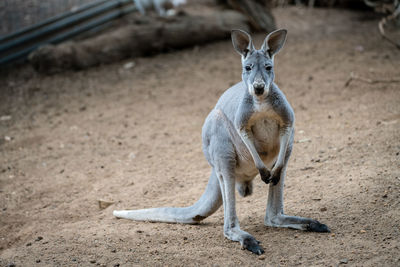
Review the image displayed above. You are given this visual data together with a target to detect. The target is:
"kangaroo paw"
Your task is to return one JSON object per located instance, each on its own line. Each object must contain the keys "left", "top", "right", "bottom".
{"left": 270, "top": 166, "right": 282, "bottom": 185}
{"left": 259, "top": 168, "right": 271, "bottom": 184}
{"left": 242, "top": 236, "right": 265, "bottom": 255}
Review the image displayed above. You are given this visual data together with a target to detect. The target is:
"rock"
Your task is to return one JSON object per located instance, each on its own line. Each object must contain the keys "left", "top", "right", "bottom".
{"left": 258, "top": 255, "right": 266, "bottom": 260}
{"left": 339, "top": 258, "right": 348, "bottom": 264}
{"left": 123, "top": 62, "right": 135, "bottom": 69}
{"left": 0, "top": 115, "right": 11, "bottom": 121}
{"left": 129, "top": 152, "right": 136, "bottom": 160}
{"left": 98, "top": 200, "right": 114, "bottom": 210}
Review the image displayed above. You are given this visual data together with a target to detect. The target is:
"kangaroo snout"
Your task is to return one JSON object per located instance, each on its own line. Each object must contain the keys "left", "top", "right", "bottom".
{"left": 253, "top": 82, "right": 265, "bottom": 95}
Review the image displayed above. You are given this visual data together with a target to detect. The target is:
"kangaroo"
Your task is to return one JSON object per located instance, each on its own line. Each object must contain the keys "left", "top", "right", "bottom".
{"left": 113, "top": 29, "right": 330, "bottom": 255}
{"left": 134, "top": 0, "right": 186, "bottom": 17}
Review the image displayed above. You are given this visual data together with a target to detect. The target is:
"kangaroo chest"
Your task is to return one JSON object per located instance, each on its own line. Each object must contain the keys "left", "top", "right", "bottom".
{"left": 250, "top": 113, "right": 280, "bottom": 156}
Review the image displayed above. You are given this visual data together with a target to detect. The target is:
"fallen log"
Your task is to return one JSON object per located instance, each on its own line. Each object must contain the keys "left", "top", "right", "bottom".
{"left": 28, "top": 11, "right": 249, "bottom": 73}
{"left": 222, "top": 0, "right": 276, "bottom": 32}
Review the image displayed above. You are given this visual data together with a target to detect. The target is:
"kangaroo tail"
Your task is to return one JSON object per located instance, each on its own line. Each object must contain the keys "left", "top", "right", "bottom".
{"left": 113, "top": 169, "right": 222, "bottom": 224}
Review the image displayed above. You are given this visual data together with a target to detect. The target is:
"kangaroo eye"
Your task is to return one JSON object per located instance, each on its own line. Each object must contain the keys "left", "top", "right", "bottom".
{"left": 245, "top": 65, "right": 252, "bottom": 71}
{"left": 265, "top": 65, "right": 272, "bottom": 71}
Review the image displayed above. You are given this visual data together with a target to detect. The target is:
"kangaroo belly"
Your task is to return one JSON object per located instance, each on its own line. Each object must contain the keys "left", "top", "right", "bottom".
{"left": 235, "top": 118, "right": 280, "bottom": 178}
{"left": 252, "top": 118, "right": 280, "bottom": 165}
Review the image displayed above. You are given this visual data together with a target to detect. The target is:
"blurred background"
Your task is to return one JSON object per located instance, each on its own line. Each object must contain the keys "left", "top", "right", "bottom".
{"left": 0, "top": 0, "right": 399, "bottom": 69}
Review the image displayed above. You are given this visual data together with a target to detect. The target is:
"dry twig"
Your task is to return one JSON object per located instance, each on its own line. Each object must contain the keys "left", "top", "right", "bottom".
{"left": 365, "top": 0, "right": 400, "bottom": 49}
{"left": 344, "top": 72, "right": 400, "bottom": 87}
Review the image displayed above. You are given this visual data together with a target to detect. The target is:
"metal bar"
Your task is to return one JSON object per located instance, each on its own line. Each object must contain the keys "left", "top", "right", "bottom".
{"left": 0, "top": 5, "right": 136, "bottom": 66}
{"left": 0, "top": 0, "right": 109, "bottom": 43}
{"left": 0, "top": 0, "right": 132, "bottom": 54}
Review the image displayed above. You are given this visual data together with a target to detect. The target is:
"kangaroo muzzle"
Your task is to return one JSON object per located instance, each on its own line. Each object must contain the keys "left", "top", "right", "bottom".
{"left": 253, "top": 82, "right": 265, "bottom": 96}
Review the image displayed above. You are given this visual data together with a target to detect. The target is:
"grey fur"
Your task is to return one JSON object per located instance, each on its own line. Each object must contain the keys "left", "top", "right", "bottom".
{"left": 113, "top": 29, "right": 330, "bottom": 255}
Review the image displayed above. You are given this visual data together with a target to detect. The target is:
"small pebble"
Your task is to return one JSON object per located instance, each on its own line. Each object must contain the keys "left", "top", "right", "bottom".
{"left": 123, "top": 62, "right": 135, "bottom": 69}
{"left": 90, "top": 259, "right": 96, "bottom": 264}
{"left": 258, "top": 255, "right": 266, "bottom": 260}
{"left": 339, "top": 258, "right": 348, "bottom": 264}
{"left": 36, "top": 259, "right": 41, "bottom": 263}
{"left": 35, "top": 236, "right": 43, "bottom": 242}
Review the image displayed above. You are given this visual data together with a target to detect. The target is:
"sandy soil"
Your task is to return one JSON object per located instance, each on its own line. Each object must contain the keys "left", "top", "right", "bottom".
{"left": 1, "top": 6, "right": 400, "bottom": 267}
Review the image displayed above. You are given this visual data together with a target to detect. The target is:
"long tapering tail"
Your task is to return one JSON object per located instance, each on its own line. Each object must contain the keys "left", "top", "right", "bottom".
{"left": 113, "top": 169, "right": 222, "bottom": 224}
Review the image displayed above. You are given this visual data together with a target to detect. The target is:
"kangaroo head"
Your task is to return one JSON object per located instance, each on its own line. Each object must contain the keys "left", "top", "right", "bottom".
{"left": 231, "top": 29, "right": 287, "bottom": 97}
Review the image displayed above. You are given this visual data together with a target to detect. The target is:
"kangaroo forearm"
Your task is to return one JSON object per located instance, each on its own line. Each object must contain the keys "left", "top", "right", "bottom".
{"left": 238, "top": 129, "right": 265, "bottom": 170}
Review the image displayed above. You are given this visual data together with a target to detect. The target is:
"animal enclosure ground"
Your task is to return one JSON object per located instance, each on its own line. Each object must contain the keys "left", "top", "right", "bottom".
{"left": 1, "top": 6, "right": 400, "bottom": 267}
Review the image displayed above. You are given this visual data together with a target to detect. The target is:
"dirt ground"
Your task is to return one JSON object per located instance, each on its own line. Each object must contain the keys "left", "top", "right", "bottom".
{"left": 1, "top": 6, "right": 400, "bottom": 267}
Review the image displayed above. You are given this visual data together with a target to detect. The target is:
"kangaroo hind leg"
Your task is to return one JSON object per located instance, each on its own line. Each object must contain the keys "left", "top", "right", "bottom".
{"left": 215, "top": 158, "right": 264, "bottom": 255}
{"left": 264, "top": 145, "right": 330, "bottom": 232}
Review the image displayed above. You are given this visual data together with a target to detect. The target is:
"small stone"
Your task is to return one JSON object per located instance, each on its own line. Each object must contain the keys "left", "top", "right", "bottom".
{"left": 26, "top": 242, "right": 32, "bottom": 246}
{"left": 0, "top": 115, "right": 11, "bottom": 121}
{"left": 183, "top": 236, "right": 188, "bottom": 240}
{"left": 258, "top": 255, "right": 266, "bottom": 260}
{"left": 331, "top": 233, "right": 336, "bottom": 237}
{"left": 4, "top": 136, "right": 11, "bottom": 141}
{"left": 136, "top": 230, "right": 143, "bottom": 233}
{"left": 360, "top": 230, "right": 366, "bottom": 233}
{"left": 339, "top": 258, "right": 348, "bottom": 264}
{"left": 123, "top": 62, "right": 135, "bottom": 69}
{"left": 129, "top": 152, "right": 136, "bottom": 159}
{"left": 36, "top": 259, "right": 41, "bottom": 263}
{"left": 320, "top": 207, "right": 327, "bottom": 212}
{"left": 114, "top": 264, "right": 120, "bottom": 267}
{"left": 98, "top": 200, "right": 114, "bottom": 210}
{"left": 90, "top": 259, "right": 96, "bottom": 264}
{"left": 111, "top": 248, "right": 117, "bottom": 253}
{"left": 35, "top": 236, "right": 43, "bottom": 242}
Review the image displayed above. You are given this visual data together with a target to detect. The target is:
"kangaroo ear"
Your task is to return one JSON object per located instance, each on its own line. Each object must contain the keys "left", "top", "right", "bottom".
{"left": 261, "top": 29, "right": 287, "bottom": 57}
{"left": 231, "top": 29, "right": 254, "bottom": 58}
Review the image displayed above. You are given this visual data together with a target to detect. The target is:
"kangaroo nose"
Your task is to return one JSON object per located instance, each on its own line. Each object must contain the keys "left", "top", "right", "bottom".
{"left": 253, "top": 82, "right": 265, "bottom": 95}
